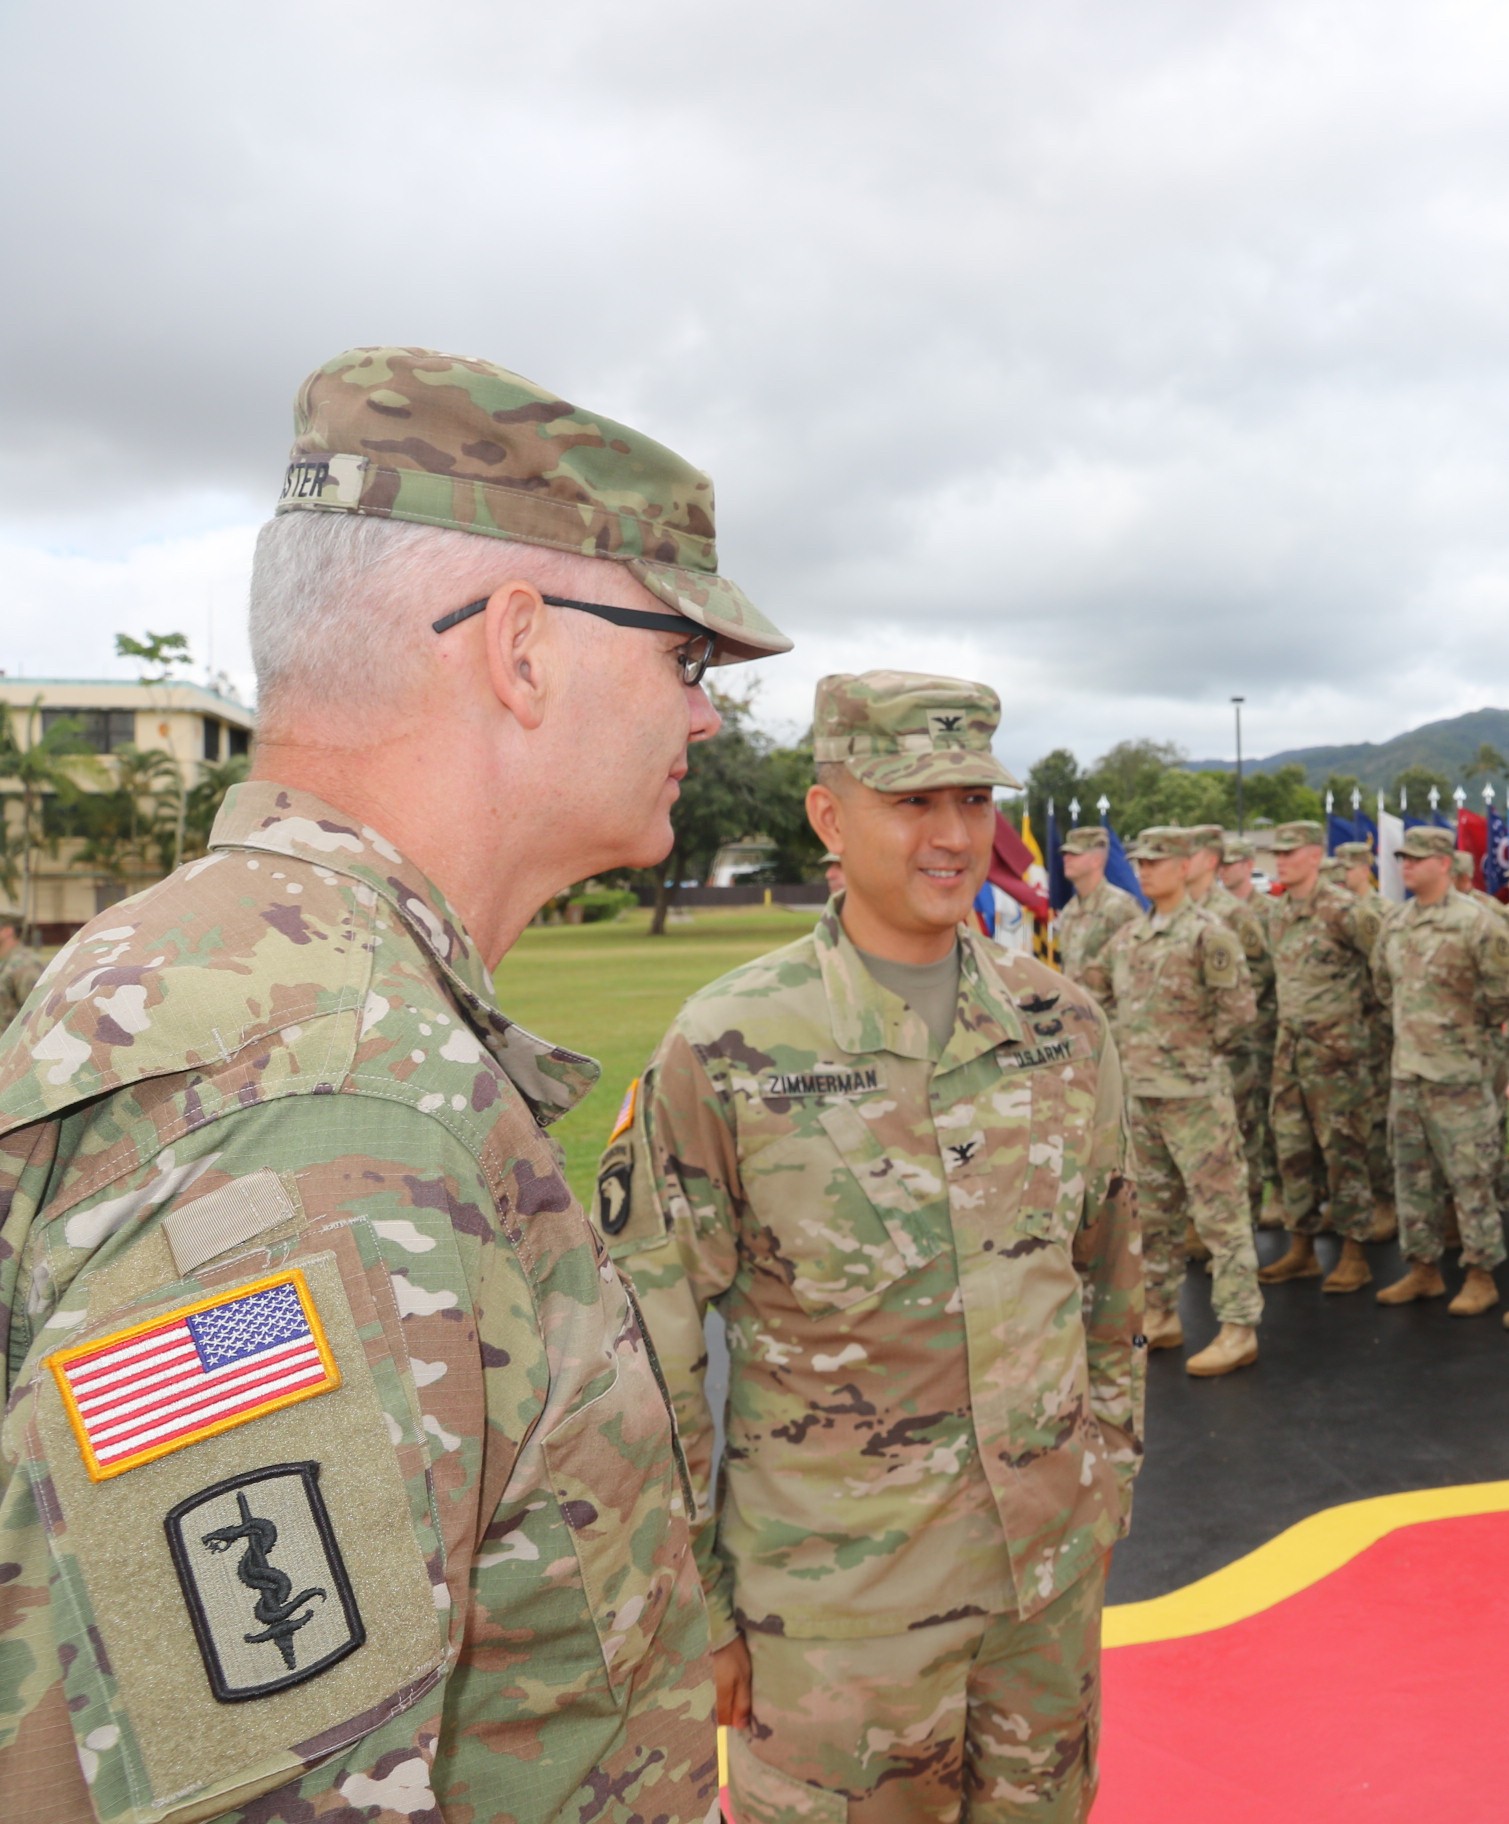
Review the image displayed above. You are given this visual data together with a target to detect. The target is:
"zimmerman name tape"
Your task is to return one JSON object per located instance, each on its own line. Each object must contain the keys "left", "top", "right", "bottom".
{"left": 49, "top": 1269, "right": 341, "bottom": 1481}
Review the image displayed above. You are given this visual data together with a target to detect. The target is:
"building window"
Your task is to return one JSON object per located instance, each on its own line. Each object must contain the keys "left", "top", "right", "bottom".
{"left": 228, "top": 724, "right": 250, "bottom": 757}
{"left": 203, "top": 717, "right": 222, "bottom": 761}
{"left": 40, "top": 707, "right": 136, "bottom": 753}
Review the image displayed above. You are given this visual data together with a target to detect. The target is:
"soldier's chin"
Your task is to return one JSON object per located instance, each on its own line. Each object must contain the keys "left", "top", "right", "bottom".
{"left": 606, "top": 818, "right": 677, "bottom": 875}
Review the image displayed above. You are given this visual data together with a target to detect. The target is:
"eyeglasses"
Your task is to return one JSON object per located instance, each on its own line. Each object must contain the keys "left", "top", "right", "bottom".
{"left": 432, "top": 592, "right": 718, "bottom": 686}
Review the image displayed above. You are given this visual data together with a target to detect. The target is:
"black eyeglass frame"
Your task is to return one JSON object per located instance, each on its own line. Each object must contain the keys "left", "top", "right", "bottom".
{"left": 432, "top": 592, "right": 717, "bottom": 685}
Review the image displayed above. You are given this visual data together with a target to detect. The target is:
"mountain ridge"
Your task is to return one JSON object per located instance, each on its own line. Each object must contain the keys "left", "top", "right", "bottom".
{"left": 1187, "top": 706, "right": 1509, "bottom": 792}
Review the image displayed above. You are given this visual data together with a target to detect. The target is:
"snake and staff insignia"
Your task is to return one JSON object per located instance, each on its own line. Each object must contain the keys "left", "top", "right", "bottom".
{"left": 166, "top": 1462, "right": 365, "bottom": 1701}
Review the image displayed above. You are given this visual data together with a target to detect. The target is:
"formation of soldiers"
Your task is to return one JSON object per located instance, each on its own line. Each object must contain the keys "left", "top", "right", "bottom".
{"left": 1062, "top": 817, "right": 1509, "bottom": 1373}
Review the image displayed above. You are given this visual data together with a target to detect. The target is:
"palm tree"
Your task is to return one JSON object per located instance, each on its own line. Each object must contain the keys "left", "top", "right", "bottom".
{"left": 110, "top": 744, "right": 184, "bottom": 879}
{"left": 0, "top": 698, "right": 101, "bottom": 936}
{"left": 183, "top": 754, "right": 251, "bottom": 859}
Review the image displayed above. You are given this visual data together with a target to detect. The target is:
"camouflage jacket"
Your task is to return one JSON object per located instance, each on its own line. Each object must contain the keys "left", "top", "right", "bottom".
{"left": 593, "top": 906, "right": 1143, "bottom": 1643}
{"left": 1057, "top": 879, "right": 1140, "bottom": 1000}
{"left": 1268, "top": 881, "right": 1383, "bottom": 1059}
{"left": 1090, "top": 899, "right": 1255, "bottom": 1098}
{"left": 1201, "top": 881, "right": 1275, "bottom": 1051}
{"left": 0, "top": 943, "right": 44, "bottom": 1031}
{"left": 1374, "top": 891, "right": 1509, "bottom": 1083}
{"left": 0, "top": 784, "right": 714, "bottom": 1824}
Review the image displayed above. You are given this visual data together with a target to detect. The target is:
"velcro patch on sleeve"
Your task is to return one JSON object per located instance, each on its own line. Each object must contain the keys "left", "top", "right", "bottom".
{"left": 49, "top": 1269, "right": 339, "bottom": 1483}
{"left": 26, "top": 1235, "right": 447, "bottom": 1821}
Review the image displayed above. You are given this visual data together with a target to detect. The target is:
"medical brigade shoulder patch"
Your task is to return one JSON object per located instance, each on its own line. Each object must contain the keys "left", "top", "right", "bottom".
{"left": 165, "top": 1460, "right": 365, "bottom": 1702}
{"left": 48, "top": 1268, "right": 340, "bottom": 1481}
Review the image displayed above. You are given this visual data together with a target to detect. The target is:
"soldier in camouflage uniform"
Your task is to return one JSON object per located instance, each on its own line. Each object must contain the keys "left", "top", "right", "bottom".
{"left": 1374, "top": 826, "right": 1509, "bottom": 1316}
{"left": 1260, "top": 822, "right": 1385, "bottom": 1294}
{"left": 0, "top": 348, "right": 797, "bottom": 1823}
{"left": 1219, "top": 839, "right": 1282, "bottom": 1225}
{"left": 1450, "top": 850, "right": 1509, "bottom": 1208}
{"left": 1056, "top": 826, "right": 1140, "bottom": 1005}
{"left": 1331, "top": 839, "right": 1399, "bottom": 1238}
{"left": 597, "top": 673, "right": 1144, "bottom": 1824}
{"left": 1187, "top": 826, "right": 1274, "bottom": 1231}
{"left": 0, "top": 906, "right": 44, "bottom": 1032}
{"left": 1091, "top": 827, "right": 1262, "bottom": 1375}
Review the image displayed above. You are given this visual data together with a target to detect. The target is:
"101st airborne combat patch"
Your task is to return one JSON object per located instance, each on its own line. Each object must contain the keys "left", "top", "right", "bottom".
{"left": 48, "top": 1268, "right": 341, "bottom": 1481}
{"left": 165, "top": 1460, "right": 366, "bottom": 1702}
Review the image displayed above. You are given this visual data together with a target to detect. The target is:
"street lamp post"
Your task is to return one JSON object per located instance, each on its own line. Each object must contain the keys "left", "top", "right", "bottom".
{"left": 1231, "top": 696, "right": 1246, "bottom": 835}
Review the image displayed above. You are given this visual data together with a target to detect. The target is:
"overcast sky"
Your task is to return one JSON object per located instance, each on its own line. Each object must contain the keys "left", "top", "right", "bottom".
{"left": 6, "top": 0, "right": 1509, "bottom": 780}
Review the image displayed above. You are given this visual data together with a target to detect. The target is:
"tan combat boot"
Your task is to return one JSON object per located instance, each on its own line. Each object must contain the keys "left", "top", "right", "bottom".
{"left": 1185, "top": 1221, "right": 1212, "bottom": 1266}
{"left": 1376, "top": 1261, "right": 1447, "bottom": 1305}
{"left": 1322, "top": 1238, "right": 1373, "bottom": 1295}
{"left": 1368, "top": 1201, "right": 1399, "bottom": 1243}
{"left": 1144, "top": 1309, "right": 1185, "bottom": 1351}
{"left": 1448, "top": 1267, "right": 1500, "bottom": 1317}
{"left": 1258, "top": 1235, "right": 1322, "bottom": 1284}
{"left": 1186, "top": 1324, "right": 1259, "bottom": 1377}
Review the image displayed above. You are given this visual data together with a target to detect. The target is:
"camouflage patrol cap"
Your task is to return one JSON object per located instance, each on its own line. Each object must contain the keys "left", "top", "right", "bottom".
{"left": 1126, "top": 826, "right": 1195, "bottom": 862}
{"left": 1396, "top": 826, "right": 1456, "bottom": 860}
{"left": 1334, "top": 841, "right": 1374, "bottom": 866}
{"left": 275, "top": 347, "right": 792, "bottom": 664}
{"left": 1062, "top": 826, "right": 1110, "bottom": 855}
{"left": 1271, "top": 820, "right": 1326, "bottom": 851}
{"left": 1221, "top": 838, "right": 1255, "bottom": 864}
{"left": 812, "top": 671, "right": 1021, "bottom": 793}
{"left": 1187, "top": 823, "right": 1226, "bottom": 853}
{"left": 1452, "top": 849, "right": 1476, "bottom": 878}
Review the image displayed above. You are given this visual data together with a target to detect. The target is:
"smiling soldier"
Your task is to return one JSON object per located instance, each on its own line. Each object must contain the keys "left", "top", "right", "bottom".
{"left": 0, "top": 347, "right": 792, "bottom": 1823}
{"left": 595, "top": 671, "right": 1144, "bottom": 1824}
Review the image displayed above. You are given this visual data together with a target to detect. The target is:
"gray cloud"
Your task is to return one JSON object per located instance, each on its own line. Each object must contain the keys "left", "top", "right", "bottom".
{"left": 5, "top": 0, "right": 1509, "bottom": 771}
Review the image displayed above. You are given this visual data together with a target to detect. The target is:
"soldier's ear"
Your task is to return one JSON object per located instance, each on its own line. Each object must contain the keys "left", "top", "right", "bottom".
{"left": 481, "top": 582, "right": 550, "bottom": 731}
{"left": 806, "top": 783, "right": 842, "bottom": 852}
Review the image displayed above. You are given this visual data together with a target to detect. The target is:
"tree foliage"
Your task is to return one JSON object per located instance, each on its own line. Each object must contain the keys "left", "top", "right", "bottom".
{"left": 1026, "top": 739, "right": 1321, "bottom": 838}
{"left": 115, "top": 630, "right": 192, "bottom": 683}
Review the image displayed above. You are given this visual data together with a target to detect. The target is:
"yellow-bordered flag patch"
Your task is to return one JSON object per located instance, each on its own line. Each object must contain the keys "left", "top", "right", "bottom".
{"left": 49, "top": 1268, "right": 340, "bottom": 1482}
{"left": 608, "top": 1075, "right": 640, "bottom": 1145}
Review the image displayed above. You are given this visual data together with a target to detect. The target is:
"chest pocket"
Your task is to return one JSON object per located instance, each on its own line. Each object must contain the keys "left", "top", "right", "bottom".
{"left": 739, "top": 1098, "right": 946, "bottom": 1317}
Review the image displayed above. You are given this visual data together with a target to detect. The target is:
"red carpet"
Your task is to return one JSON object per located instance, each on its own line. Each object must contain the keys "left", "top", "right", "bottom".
{"left": 1097, "top": 1509, "right": 1509, "bottom": 1822}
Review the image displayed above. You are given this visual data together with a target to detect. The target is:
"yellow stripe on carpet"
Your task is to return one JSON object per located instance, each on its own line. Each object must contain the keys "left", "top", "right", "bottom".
{"left": 1104, "top": 1479, "right": 1509, "bottom": 1647}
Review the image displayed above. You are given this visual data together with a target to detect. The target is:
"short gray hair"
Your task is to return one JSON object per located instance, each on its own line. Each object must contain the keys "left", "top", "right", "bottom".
{"left": 248, "top": 513, "right": 597, "bottom": 730}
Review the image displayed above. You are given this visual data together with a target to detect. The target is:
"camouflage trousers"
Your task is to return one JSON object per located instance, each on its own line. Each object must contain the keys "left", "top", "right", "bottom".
{"left": 1127, "top": 1092, "right": 1261, "bottom": 1326}
{"left": 1227, "top": 1045, "right": 1275, "bottom": 1224}
{"left": 1269, "top": 1029, "right": 1374, "bottom": 1243}
{"left": 1391, "top": 1077, "right": 1507, "bottom": 1272}
{"left": 1494, "top": 1043, "right": 1509, "bottom": 1207}
{"left": 730, "top": 1562, "right": 1106, "bottom": 1824}
{"left": 1364, "top": 1041, "right": 1394, "bottom": 1209}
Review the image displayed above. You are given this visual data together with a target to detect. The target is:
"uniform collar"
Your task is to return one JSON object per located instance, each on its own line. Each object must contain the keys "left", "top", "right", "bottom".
{"left": 210, "top": 782, "right": 597, "bottom": 1120}
{"left": 814, "top": 899, "right": 1025, "bottom": 1063}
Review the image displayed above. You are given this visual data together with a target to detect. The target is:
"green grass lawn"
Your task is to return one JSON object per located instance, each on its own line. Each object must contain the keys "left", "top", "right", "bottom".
{"left": 493, "top": 904, "right": 821, "bottom": 1201}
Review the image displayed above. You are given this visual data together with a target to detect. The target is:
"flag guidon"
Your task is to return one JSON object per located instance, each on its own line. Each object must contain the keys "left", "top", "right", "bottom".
{"left": 50, "top": 1269, "right": 340, "bottom": 1481}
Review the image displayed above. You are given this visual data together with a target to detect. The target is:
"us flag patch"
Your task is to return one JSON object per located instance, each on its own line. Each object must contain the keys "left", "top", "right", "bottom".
{"left": 49, "top": 1269, "right": 340, "bottom": 1482}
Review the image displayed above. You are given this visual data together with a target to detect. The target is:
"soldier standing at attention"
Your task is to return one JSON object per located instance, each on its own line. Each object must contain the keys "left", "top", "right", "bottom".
{"left": 0, "top": 348, "right": 795, "bottom": 1823}
{"left": 596, "top": 672, "right": 1144, "bottom": 1823}
{"left": 0, "top": 906, "right": 43, "bottom": 1032}
{"left": 1091, "top": 827, "right": 1261, "bottom": 1375}
{"left": 1057, "top": 824, "right": 1140, "bottom": 1004}
{"left": 1260, "top": 822, "right": 1384, "bottom": 1293}
{"left": 1187, "top": 825, "right": 1274, "bottom": 1232}
{"left": 1220, "top": 839, "right": 1282, "bottom": 1226}
{"left": 1374, "top": 827, "right": 1509, "bottom": 1315}
{"left": 1452, "top": 848, "right": 1509, "bottom": 918}
{"left": 1450, "top": 849, "right": 1509, "bottom": 1209}
{"left": 1332, "top": 839, "right": 1399, "bottom": 1240}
